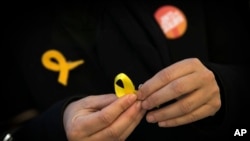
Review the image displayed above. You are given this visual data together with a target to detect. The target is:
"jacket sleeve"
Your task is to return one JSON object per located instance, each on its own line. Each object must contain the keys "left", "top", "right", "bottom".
{"left": 12, "top": 96, "right": 84, "bottom": 141}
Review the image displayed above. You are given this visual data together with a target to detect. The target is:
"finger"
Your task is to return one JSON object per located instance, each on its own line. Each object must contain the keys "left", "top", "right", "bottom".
{"left": 145, "top": 88, "right": 211, "bottom": 123}
{"left": 157, "top": 102, "right": 219, "bottom": 127}
{"left": 116, "top": 102, "right": 146, "bottom": 140}
{"left": 141, "top": 71, "right": 203, "bottom": 110}
{"left": 80, "top": 94, "right": 137, "bottom": 136}
{"left": 81, "top": 94, "right": 117, "bottom": 110}
{"left": 137, "top": 58, "right": 202, "bottom": 100}
{"left": 91, "top": 101, "right": 146, "bottom": 140}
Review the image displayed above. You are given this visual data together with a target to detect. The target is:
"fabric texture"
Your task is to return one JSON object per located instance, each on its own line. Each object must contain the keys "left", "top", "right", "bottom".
{"left": 1, "top": 0, "right": 249, "bottom": 140}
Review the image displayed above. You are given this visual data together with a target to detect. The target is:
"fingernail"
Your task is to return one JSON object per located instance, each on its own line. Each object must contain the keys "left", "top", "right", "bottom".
{"left": 147, "top": 115, "right": 156, "bottom": 123}
{"left": 138, "top": 84, "right": 143, "bottom": 89}
{"left": 136, "top": 84, "right": 143, "bottom": 100}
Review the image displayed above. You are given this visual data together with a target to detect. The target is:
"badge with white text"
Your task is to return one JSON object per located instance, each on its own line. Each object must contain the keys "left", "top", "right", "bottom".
{"left": 154, "top": 5, "right": 187, "bottom": 39}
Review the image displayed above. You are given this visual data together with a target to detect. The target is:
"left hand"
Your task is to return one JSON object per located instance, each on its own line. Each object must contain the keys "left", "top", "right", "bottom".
{"left": 137, "top": 58, "right": 221, "bottom": 127}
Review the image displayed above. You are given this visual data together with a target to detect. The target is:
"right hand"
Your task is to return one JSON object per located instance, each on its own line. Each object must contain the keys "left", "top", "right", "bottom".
{"left": 63, "top": 94, "right": 145, "bottom": 141}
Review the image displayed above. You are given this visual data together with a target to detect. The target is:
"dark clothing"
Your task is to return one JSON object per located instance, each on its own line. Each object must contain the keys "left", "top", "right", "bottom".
{"left": 2, "top": 0, "right": 250, "bottom": 140}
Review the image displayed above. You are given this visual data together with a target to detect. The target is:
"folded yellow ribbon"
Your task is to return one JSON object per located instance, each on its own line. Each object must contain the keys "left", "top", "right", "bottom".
{"left": 114, "top": 73, "right": 137, "bottom": 98}
{"left": 41, "top": 49, "right": 84, "bottom": 86}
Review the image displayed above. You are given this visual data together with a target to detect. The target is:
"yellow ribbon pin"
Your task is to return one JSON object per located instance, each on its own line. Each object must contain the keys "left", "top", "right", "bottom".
{"left": 41, "top": 49, "right": 84, "bottom": 86}
{"left": 114, "top": 73, "right": 137, "bottom": 98}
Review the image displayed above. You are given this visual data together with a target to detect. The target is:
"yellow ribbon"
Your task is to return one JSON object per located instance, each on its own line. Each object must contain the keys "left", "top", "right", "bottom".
{"left": 114, "top": 73, "right": 137, "bottom": 98}
{"left": 41, "top": 49, "right": 84, "bottom": 86}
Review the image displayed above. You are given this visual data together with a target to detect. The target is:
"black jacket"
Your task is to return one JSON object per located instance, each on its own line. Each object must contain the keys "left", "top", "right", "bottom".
{"left": 1, "top": 0, "right": 250, "bottom": 140}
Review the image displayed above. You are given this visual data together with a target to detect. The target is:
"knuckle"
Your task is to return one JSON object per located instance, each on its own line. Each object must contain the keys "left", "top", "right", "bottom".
{"left": 207, "top": 92, "right": 221, "bottom": 116}
{"left": 202, "top": 69, "right": 215, "bottom": 81}
{"left": 158, "top": 68, "right": 172, "bottom": 84}
{"left": 214, "top": 98, "right": 222, "bottom": 109}
{"left": 205, "top": 97, "right": 221, "bottom": 116}
{"left": 211, "top": 84, "right": 220, "bottom": 95}
{"left": 211, "top": 98, "right": 222, "bottom": 114}
{"left": 80, "top": 96, "right": 95, "bottom": 108}
{"left": 105, "top": 127, "right": 119, "bottom": 139}
{"left": 170, "top": 80, "right": 185, "bottom": 96}
{"left": 144, "top": 96, "right": 157, "bottom": 109}
{"left": 179, "top": 100, "right": 193, "bottom": 114}
{"left": 188, "top": 112, "right": 198, "bottom": 123}
{"left": 188, "top": 58, "right": 201, "bottom": 67}
{"left": 119, "top": 100, "right": 130, "bottom": 111}
{"left": 99, "top": 111, "right": 113, "bottom": 125}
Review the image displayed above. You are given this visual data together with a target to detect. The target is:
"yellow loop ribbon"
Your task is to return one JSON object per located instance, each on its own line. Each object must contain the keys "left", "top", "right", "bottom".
{"left": 41, "top": 49, "right": 84, "bottom": 86}
{"left": 114, "top": 73, "right": 137, "bottom": 98}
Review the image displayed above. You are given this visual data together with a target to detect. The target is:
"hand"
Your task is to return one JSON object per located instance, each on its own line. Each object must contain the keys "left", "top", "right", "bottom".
{"left": 137, "top": 58, "right": 221, "bottom": 127}
{"left": 63, "top": 94, "right": 145, "bottom": 141}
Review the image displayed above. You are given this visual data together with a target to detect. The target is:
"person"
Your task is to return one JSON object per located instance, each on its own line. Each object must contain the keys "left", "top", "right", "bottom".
{"left": 1, "top": 0, "right": 250, "bottom": 140}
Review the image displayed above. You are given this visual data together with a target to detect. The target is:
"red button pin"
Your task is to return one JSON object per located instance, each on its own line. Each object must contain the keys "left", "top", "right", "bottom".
{"left": 154, "top": 5, "right": 187, "bottom": 39}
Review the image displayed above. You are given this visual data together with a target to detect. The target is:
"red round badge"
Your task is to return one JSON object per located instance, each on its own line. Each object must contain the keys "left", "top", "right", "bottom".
{"left": 154, "top": 5, "right": 187, "bottom": 39}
